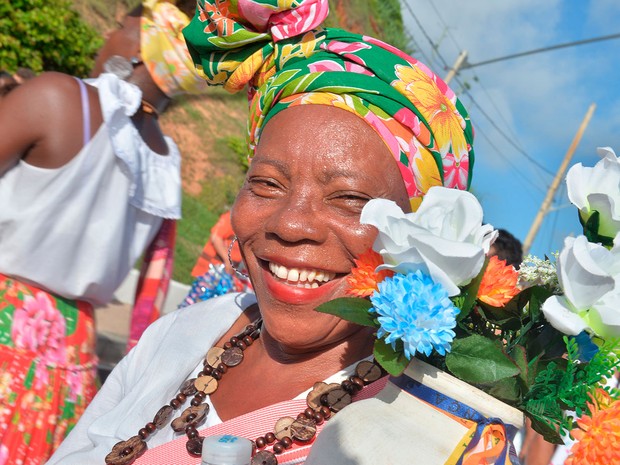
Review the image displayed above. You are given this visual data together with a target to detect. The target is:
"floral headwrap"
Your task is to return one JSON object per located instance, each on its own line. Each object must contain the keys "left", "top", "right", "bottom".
{"left": 183, "top": 0, "right": 474, "bottom": 210}
{"left": 141, "top": 0, "right": 208, "bottom": 97}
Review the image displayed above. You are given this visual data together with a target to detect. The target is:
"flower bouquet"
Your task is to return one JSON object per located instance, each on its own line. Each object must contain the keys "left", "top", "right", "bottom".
{"left": 313, "top": 146, "right": 620, "bottom": 464}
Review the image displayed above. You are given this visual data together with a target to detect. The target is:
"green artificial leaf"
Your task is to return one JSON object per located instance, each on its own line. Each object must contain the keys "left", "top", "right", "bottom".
{"left": 315, "top": 297, "right": 376, "bottom": 327}
{"left": 527, "top": 413, "right": 564, "bottom": 444}
{"left": 373, "top": 338, "right": 409, "bottom": 376}
{"left": 509, "top": 345, "right": 530, "bottom": 387}
{"left": 487, "top": 377, "right": 520, "bottom": 403}
{"left": 457, "top": 259, "right": 489, "bottom": 322}
{"left": 446, "top": 334, "right": 520, "bottom": 384}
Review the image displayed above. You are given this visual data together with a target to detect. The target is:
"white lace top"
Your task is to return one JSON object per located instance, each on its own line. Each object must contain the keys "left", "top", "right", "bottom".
{"left": 0, "top": 73, "right": 181, "bottom": 305}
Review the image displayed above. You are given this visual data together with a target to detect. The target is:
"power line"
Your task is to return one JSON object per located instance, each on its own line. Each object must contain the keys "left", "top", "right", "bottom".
{"left": 462, "top": 32, "right": 620, "bottom": 69}
{"left": 458, "top": 85, "right": 556, "bottom": 177}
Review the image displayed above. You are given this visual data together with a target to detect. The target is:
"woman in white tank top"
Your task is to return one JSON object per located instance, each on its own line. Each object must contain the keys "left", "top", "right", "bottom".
{"left": 0, "top": 3, "right": 207, "bottom": 463}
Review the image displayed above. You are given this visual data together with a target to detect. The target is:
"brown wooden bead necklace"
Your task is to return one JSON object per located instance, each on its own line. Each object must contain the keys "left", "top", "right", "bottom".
{"left": 105, "top": 319, "right": 384, "bottom": 465}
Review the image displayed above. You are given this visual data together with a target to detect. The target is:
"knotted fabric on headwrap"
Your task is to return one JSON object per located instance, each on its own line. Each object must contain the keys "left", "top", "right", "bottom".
{"left": 141, "top": 0, "right": 208, "bottom": 97}
{"left": 183, "top": 0, "right": 474, "bottom": 211}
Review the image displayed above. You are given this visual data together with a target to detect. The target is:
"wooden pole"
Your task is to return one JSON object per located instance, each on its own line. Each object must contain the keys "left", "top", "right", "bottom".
{"left": 522, "top": 103, "right": 597, "bottom": 255}
{"left": 444, "top": 50, "right": 468, "bottom": 84}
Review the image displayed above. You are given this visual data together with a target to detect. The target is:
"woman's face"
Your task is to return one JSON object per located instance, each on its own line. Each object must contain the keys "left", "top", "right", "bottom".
{"left": 232, "top": 104, "right": 410, "bottom": 352}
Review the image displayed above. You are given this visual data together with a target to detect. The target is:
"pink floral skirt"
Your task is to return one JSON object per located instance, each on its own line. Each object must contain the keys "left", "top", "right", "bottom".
{"left": 0, "top": 274, "right": 98, "bottom": 465}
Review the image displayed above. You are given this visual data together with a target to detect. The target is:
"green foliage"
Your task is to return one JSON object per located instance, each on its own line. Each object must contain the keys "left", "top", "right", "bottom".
{"left": 445, "top": 334, "right": 520, "bottom": 384}
{"left": 172, "top": 192, "right": 220, "bottom": 284}
{"left": 374, "top": 337, "right": 409, "bottom": 376}
{"left": 316, "top": 297, "right": 377, "bottom": 327}
{"left": 523, "top": 337, "right": 620, "bottom": 443}
{"left": 0, "top": 0, "right": 103, "bottom": 76}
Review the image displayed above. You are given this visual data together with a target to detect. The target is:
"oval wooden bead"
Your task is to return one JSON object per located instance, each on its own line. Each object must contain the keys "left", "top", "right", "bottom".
{"left": 205, "top": 347, "right": 225, "bottom": 368}
{"left": 105, "top": 436, "right": 147, "bottom": 465}
{"left": 153, "top": 405, "right": 174, "bottom": 428}
{"left": 251, "top": 450, "right": 278, "bottom": 465}
{"left": 179, "top": 378, "right": 198, "bottom": 397}
{"left": 264, "top": 432, "right": 276, "bottom": 444}
{"left": 194, "top": 375, "right": 218, "bottom": 394}
{"left": 255, "top": 436, "right": 266, "bottom": 448}
{"left": 273, "top": 416, "right": 295, "bottom": 440}
{"left": 355, "top": 360, "right": 383, "bottom": 383}
{"left": 273, "top": 443, "right": 284, "bottom": 454}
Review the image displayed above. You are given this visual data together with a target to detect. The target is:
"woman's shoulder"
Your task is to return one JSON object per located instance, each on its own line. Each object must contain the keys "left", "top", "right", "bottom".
{"left": 139, "top": 292, "right": 257, "bottom": 343}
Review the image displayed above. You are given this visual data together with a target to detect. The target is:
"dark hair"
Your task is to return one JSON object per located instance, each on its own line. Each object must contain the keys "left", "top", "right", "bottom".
{"left": 490, "top": 229, "right": 523, "bottom": 268}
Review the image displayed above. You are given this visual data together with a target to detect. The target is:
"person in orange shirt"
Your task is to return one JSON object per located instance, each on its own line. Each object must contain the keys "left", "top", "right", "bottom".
{"left": 181, "top": 211, "right": 251, "bottom": 307}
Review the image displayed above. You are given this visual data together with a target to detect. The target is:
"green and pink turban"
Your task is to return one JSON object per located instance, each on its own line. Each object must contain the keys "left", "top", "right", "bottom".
{"left": 183, "top": 0, "right": 474, "bottom": 211}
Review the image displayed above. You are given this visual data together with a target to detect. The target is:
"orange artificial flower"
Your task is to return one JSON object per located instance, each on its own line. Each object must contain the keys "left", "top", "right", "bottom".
{"left": 477, "top": 255, "right": 520, "bottom": 307}
{"left": 346, "top": 249, "right": 393, "bottom": 297}
{"left": 566, "top": 388, "right": 620, "bottom": 465}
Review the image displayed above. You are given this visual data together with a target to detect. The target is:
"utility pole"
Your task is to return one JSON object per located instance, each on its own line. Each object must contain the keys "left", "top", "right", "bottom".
{"left": 522, "top": 103, "right": 597, "bottom": 255}
{"left": 444, "top": 50, "right": 468, "bottom": 84}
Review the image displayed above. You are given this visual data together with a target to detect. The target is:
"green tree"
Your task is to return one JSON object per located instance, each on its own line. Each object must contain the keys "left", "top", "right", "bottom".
{"left": 0, "top": 0, "right": 103, "bottom": 76}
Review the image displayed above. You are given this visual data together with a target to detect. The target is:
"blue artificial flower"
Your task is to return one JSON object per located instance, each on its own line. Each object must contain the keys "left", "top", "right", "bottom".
{"left": 370, "top": 270, "right": 460, "bottom": 359}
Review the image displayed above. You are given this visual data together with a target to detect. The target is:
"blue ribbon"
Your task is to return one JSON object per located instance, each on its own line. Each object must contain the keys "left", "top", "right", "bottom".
{"left": 391, "top": 373, "right": 520, "bottom": 465}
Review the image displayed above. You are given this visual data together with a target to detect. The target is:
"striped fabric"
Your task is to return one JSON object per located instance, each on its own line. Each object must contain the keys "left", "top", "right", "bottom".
{"left": 134, "top": 376, "right": 388, "bottom": 464}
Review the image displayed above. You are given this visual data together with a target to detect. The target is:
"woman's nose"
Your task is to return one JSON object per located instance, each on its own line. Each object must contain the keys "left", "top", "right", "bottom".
{"left": 265, "top": 197, "right": 328, "bottom": 244}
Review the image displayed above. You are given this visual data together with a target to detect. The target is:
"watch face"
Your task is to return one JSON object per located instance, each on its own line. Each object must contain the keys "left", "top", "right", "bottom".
{"left": 103, "top": 55, "right": 134, "bottom": 80}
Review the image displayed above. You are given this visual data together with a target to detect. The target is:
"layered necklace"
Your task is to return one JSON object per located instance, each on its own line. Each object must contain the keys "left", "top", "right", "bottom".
{"left": 105, "top": 319, "right": 384, "bottom": 465}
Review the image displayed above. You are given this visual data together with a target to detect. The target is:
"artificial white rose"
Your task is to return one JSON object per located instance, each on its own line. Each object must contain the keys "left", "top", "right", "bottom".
{"left": 360, "top": 186, "right": 497, "bottom": 296}
{"left": 542, "top": 234, "right": 620, "bottom": 338}
{"left": 566, "top": 146, "right": 620, "bottom": 239}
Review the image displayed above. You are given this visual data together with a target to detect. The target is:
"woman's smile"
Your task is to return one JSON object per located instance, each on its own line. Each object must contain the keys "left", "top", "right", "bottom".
{"left": 260, "top": 259, "right": 345, "bottom": 305}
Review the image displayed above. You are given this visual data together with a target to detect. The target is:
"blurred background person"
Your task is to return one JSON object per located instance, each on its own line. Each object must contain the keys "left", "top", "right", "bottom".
{"left": 0, "top": 1, "right": 207, "bottom": 463}
{"left": 179, "top": 210, "right": 252, "bottom": 308}
{"left": 489, "top": 228, "right": 524, "bottom": 268}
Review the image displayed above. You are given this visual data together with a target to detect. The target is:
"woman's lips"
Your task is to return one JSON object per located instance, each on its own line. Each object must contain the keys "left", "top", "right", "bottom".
{"left": 261, "top": 260, "right": 344, "bottom": 305}
{"left": 268, "top": 261, "right": 336, "bottom": 287}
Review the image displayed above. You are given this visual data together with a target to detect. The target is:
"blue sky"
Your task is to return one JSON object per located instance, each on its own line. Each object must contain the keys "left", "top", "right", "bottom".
{"left": 400, "top": 0, "right": 620, "bottom": 258}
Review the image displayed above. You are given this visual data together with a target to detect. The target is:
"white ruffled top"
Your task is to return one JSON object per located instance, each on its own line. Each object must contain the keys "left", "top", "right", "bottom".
{"left": 0, "top": 73, "right": 182, "bottom": 305}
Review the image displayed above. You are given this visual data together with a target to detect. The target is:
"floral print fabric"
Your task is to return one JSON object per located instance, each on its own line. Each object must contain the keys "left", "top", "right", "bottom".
{"left": 0, "top": 274, "right": 97, "bottom": 465}
{"left": 141, "top": 0, "right": 209, "bottom": 97}
{"left": 183, "top": 0, "right": 475, "bottom": 211}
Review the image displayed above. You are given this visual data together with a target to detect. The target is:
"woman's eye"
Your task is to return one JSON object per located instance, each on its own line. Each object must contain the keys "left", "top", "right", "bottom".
{"left": 330, "top": 193, "right": 371, "bottom": 211}
{"left": 248, "top": 177, "right": 283, "bottom": 195}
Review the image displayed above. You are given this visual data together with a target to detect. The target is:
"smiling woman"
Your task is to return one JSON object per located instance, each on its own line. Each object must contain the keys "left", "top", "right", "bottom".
{"left": 46, "top": 1, "right": 476, "bottom": 464}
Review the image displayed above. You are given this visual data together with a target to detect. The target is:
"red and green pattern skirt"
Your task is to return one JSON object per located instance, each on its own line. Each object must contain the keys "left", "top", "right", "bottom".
{"left": 0, "top": 274, "right": 98, "bottom": 464}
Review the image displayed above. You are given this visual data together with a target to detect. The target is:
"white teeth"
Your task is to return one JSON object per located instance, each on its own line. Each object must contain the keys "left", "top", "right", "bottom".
{"left": 276, "top": 265, "right": 288, "bottom": 280}
{"left": 268, "top": 262, "right": 335, "bottom": 286}
{"left": 287, "top": 268, "right": 299, "bottom": 282}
